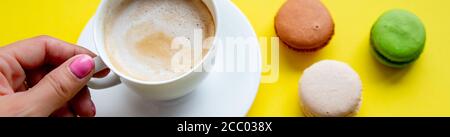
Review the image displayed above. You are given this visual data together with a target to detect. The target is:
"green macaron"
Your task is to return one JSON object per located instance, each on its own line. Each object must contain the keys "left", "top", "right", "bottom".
{"left": 370, "top": 9, "right": 426, "bottom": 68}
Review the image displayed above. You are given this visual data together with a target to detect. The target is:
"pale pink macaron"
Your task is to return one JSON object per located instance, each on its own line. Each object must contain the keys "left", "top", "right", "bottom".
{"left": 299, "top": 60, "right": 362, "bottom": 117}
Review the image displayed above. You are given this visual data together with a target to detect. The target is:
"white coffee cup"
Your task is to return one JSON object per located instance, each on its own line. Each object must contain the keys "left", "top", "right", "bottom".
{"left": 87, "top": 0, "right": 220, "bottom": 101}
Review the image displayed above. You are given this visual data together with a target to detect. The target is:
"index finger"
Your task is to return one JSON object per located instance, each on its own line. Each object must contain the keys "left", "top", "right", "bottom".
{"left": 3, "top": 35, "right": 96, "bottom": 69}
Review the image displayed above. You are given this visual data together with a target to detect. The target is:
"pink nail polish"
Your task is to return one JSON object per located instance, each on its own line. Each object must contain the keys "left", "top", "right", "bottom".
{"left": 69, "top": 55, "right": 94, "bottom": 79}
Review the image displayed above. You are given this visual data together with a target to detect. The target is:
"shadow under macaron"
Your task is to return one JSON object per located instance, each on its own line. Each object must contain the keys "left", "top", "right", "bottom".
{"left": 366, "top": 34, "right": 414, "bottom": 87}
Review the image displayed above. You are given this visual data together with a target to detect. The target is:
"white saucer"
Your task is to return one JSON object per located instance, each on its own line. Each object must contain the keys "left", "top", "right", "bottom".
{"left": 77, "top": 0, "right": 261, "bottom": 117}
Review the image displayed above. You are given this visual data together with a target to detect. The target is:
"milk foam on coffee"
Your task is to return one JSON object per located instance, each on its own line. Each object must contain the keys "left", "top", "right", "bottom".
{"left": 104, "top": 0, "right": 215, "bottom": 82}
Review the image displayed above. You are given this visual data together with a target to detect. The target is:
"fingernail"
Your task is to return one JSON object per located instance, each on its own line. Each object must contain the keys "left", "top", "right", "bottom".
{"left": 69, "top": 55, "right": 94, "bottom": 79}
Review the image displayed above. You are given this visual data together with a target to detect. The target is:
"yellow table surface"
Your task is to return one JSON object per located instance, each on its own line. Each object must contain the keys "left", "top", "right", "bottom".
{"left": 1, "top": 0, "right": 450, "bottom": 117}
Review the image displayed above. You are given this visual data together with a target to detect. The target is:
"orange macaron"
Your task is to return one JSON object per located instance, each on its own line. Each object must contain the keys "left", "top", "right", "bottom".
{"left": 275, "top": 0, "right": 335, "bottom": 52}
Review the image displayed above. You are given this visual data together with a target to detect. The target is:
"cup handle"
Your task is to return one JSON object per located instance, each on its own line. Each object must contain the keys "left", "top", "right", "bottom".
{"left": 87, "top": 57, "right": 121, "bottom": 89}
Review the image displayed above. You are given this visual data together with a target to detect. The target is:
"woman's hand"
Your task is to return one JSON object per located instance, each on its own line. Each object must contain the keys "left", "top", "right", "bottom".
{"left": 0, "top": 35, "right": 109, "bottom": 117}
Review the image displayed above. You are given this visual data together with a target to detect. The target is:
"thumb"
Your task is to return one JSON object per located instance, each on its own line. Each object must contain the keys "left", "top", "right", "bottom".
{"left": 27, "top": 54, "right": 95, "bottom": 116}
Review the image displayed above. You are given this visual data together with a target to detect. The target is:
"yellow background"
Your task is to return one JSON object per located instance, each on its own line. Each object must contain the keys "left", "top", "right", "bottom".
{"left": 0, "top": 0, "right": 449, "bottom": 116}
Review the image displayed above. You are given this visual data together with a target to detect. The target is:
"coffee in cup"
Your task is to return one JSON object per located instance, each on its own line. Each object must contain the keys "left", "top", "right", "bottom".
{"left": 103, "top": 0, "right": 215, "bottom": 82}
